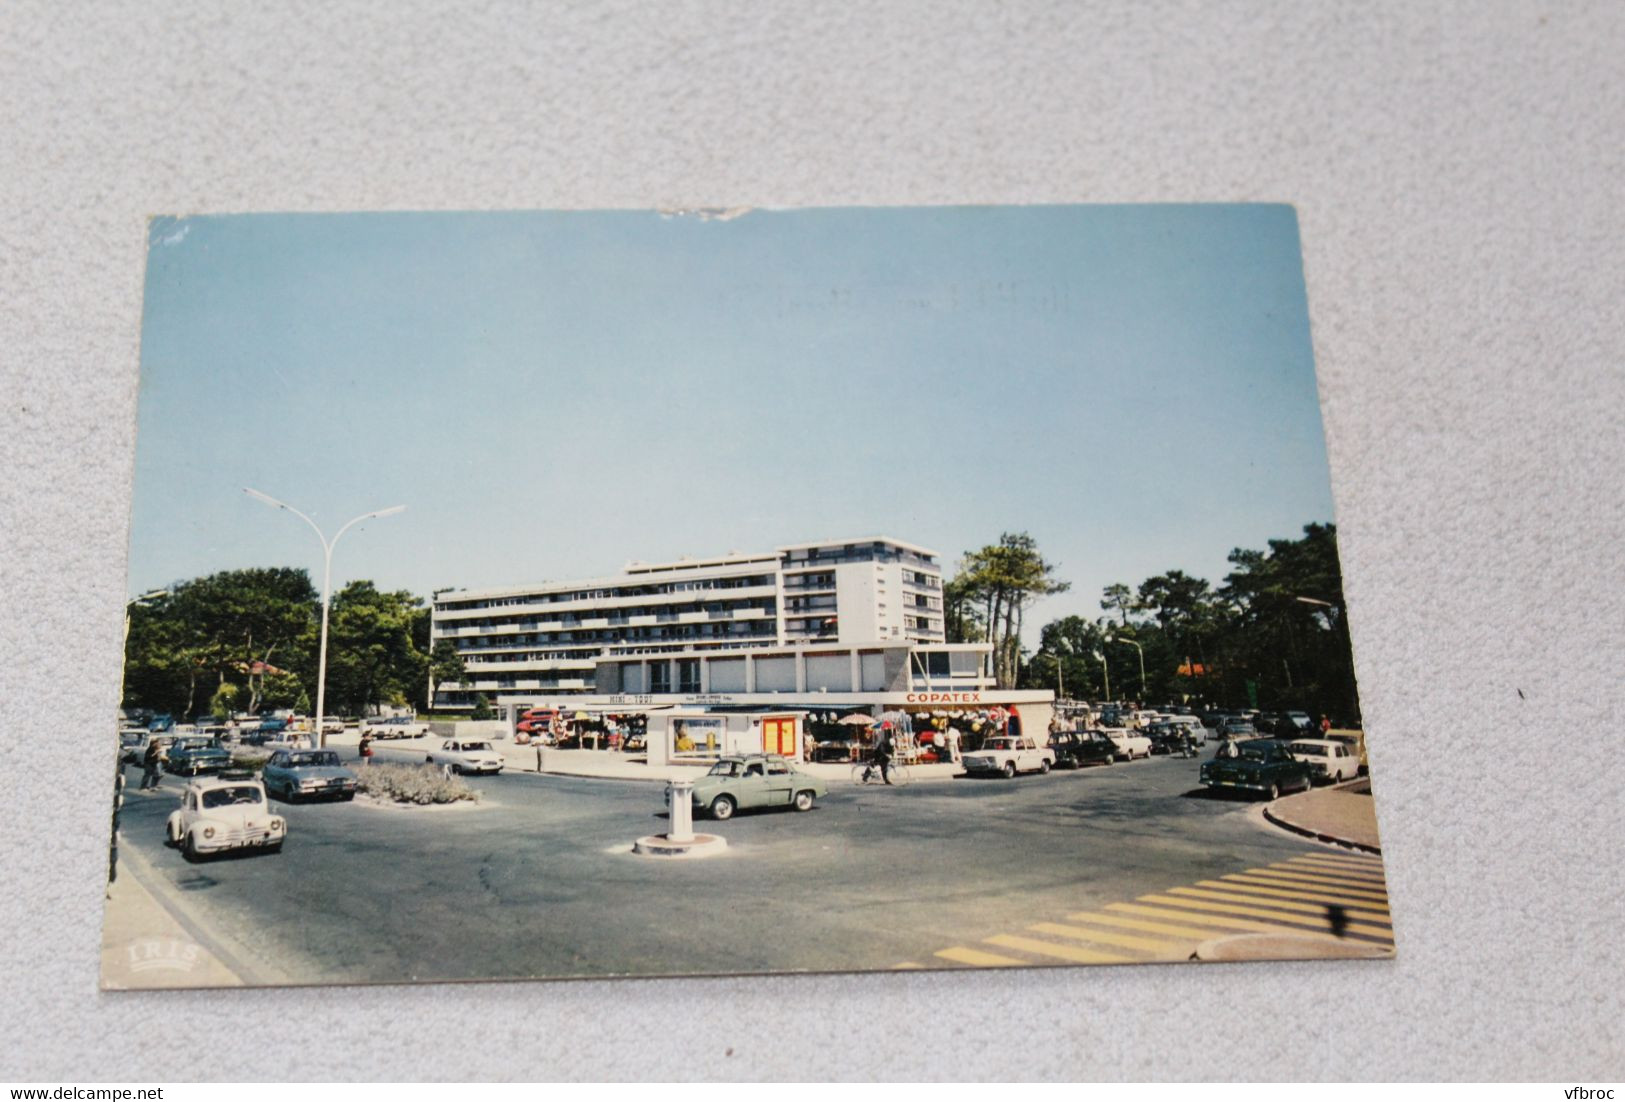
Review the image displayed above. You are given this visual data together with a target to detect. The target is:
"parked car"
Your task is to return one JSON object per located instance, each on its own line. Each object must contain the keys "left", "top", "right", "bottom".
{"left": 682, "top": 754, "right": 828, "bottom": 820}
{"left": 165, "top": 771, "right": 286, "bottom": 861}
{"left": 1286, "top": 738, "right": 1361, "bottom": 784}
{"left": 1048, "top": 730, "right": 1116, "bottom": 769}
{"left": 118, "top": 728, "right": 150, "bottom": 763}
{"left": 1285, "top": 711, "right": 1314, "bottom": 732}
{"left": 428, "top": 739, "right": 503, "bottom": 775}
{"left": 365, "top": 715, "right": 430, "bottom": 739}
{"left": 1219, "top": 718, "right": 1258, "bottom": 739}
{"left": 1166, "top": 715, "right": 1207, "bottom": 746}
{"left": 1324, "top": 730, "right": 1369, "bottom": 775}
{"left": 163, "top": 736, "right": 232, "bottom": 776}
{"left": 1200, "top": 738, "right": 1312, "bottom": 799}
{"left": 1100, "top": 726, "right": 1152, "bottom": 760}
{"left": 962, "top": 734, "right": 1056, "bottom": 778}
{"left": 263, "top": 749, "right": 359, "bottom": 802}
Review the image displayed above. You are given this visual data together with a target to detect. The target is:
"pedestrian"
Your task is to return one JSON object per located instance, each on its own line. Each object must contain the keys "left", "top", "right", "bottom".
{"left": 1319, "top": 714, "right": 1333, "bottom": 735}
{"left": 535, "top": 738, "right": 545, "bottom": 774}
{"left": 867, "top": 728, "right": 895, "bottom": 785}
{"left": 945, "top": 725, "right": 962, "bottom": 763}
{"left": 139, "top": 737, "right": 163, "bottom": 790}
{"left": 358, "top": 732, "right": 374, "bottom": 767}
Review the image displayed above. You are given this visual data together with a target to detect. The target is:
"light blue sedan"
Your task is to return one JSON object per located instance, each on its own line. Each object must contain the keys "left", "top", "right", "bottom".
{"left": 263, "top": 749, "right": 359, "bottom": 803}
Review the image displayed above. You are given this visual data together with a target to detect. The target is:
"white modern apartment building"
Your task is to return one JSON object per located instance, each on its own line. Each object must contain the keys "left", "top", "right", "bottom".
{"left": 430, "top": 537, "right": 949, "bottom": 709}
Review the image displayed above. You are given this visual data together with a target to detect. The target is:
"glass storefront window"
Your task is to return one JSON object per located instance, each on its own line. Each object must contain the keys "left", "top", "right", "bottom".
{"left": 671, "top": 717, "right": 725, "bottom": 760}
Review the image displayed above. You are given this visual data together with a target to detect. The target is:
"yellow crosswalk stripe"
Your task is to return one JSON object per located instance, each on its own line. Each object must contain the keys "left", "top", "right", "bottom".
{"left": 1106, "top": 902, "right": 1303, "bottom": 935}
{"left": 1107, "top": 903, "right": 1361, "bottom": 944}
{"left": 892, "top": 962, "right": 925, "bottom": 970}
{"left": 985, "top": 933, "right": 1133, "bottom": 964}
{"left": 1181, "top": 884, "right": 1391, "bottom": 922}
{"left": 1252, "top": 867, "right": 1390, "bottom": 892}
{"left": 1317, "top": 851, "right": 1383, "bottom": 865}
{"left": 1217, "top": 875, "right": 1391, "bottom": 907}
{"left": 1288, "top": 856, "right": 1386, "bottom": 877}
{"left": 1029, "top": 921, "right": 1184, "bottom": 955}
{"left": 1069, "top": 910, "right": 1232, "bottom": 941}
{"left": 934, "top": 946, "right": 1027, "bottom": 967}
{"left": 1227, "top": 875, "right": 1390, "bottom": 903}
{"left": 1145, "top": 893, "right": 1394, "bottom": 940}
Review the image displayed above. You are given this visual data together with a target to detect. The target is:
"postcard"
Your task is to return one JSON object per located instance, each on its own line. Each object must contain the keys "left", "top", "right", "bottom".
{"left": 105, "top": 204, "right": 1389, "bottom": 988}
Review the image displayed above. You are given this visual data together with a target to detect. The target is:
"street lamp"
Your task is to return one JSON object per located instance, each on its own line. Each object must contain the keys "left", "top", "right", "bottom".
{"left": 244, "top": 489, "right": 405, "bottom": 748}
{"left": 1042, "top": 639, "right": 1070, "bottom": 700}
{"left": 1092, "top": 649, "right": 1111, "bottom": 703}
{"left": 1107, "top": 635, "right": 1146, "bottom": 705}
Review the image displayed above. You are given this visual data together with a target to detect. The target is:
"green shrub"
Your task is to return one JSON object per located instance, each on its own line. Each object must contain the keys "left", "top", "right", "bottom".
{"left": 230, "top": 752, "right": 269, "bottom": 773}
{"left": 357, "top": 762, "right": 478, "bottom": 805}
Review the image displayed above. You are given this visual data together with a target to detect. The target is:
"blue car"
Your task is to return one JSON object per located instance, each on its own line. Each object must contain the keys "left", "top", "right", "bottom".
{"left": 263, "top": 749, "right": 358, "bottom": 803}
{"left": 163, "top": 736, "right": 232, "bottom": 776}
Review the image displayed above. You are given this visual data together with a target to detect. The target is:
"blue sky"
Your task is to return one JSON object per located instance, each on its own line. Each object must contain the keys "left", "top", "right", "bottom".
{"left": 130, "top": 205, "right": 1334, "bottom": 638}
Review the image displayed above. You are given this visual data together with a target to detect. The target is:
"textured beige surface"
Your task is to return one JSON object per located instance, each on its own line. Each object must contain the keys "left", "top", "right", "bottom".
{"left": 2, "top": 0, "right": 1622, "bottom": 1081}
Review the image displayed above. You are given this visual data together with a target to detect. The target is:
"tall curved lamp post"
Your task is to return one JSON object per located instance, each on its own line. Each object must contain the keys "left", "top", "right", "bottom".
{"left": 244, "top": 489, "right": 404, "bottom": 748}
{"left": 1108, "top": 635, "right": 1146, "bottom": 705}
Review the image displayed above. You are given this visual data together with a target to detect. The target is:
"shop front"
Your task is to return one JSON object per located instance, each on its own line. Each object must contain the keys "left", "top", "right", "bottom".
{"left": 644, "top": 710, "right": 805, "bottom": 767}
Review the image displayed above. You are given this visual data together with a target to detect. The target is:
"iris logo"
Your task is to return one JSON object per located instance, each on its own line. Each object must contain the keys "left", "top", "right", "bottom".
{"left": 123, "top": 936, "right": 201, "bottom": 974}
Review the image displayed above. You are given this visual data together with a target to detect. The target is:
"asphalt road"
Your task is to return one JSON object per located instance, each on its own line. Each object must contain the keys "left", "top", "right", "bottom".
{"left": 115, "top": 750, "right": 1328, "bottom": 985}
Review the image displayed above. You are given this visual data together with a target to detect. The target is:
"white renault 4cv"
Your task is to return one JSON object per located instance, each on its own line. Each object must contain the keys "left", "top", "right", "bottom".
{"left": 166, "top": 770, "right": 286, "bottom": 861}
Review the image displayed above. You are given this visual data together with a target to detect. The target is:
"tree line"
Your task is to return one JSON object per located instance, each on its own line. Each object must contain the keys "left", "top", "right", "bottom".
{"left": 122, "top": 567, "right": 469, "bottom": 720}
{"left": 946, "top": 523, "right": 1361, "bottom": 723}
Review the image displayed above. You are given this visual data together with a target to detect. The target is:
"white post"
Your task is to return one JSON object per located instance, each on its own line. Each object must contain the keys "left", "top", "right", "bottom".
{"left": 667, "top": 779, "right": 695, "bottom": 843}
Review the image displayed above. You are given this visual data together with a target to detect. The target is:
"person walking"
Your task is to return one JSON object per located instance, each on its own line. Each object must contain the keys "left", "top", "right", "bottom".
{"left": 139, "top": 737, "right": 163, "bottom": 791}
{"left": 1319, "top": 714, "right": 1333, "bottom": 736}
{"left": 358, "top": 732, "right": 374, "bottom": 767}
{"left": 945, "top": 724, "right": 962, "bottom": 763}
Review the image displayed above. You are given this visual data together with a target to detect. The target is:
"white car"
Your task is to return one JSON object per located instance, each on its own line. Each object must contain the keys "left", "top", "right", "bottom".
{"left": 428, "top": 739, "right": 504, "bottom": 775}
{"left": 961, "top": 735, "right": 1055, "bottom": 778}
{"left": 1099, "top": 726, "right": 1152, "bottom": 760}
{"left": 1166, "top": 715, "right": 1208, "bottom": 746}
{"left": 1286, "top": 738, "right": 1360, "bottom": 783}
{"left": 365, "top": 716, "right": 431, "bottom": 739}
{"left": 165, "top": 772, "right": 286, "bottom": 861}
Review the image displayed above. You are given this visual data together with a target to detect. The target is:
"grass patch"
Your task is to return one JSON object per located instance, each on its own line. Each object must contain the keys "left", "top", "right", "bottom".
{"left": 356, "top": 762, "right": 479, "bottom": 805}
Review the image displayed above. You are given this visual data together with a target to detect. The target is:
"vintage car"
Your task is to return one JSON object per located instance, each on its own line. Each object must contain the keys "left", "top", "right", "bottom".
{"left": 1219, "top": 718, "right": 1258, "bottom": 739}
{"left": 1099, "top": 726, "right": 1152, "bottom": 761}
{"left": 162, "top": 736, "right": 232, "bottom": 776}
{"left": 118, "top": 729, "right": 150, "bottom": 764}
{"left": 1048, "top": 729, "right": 1116, "bottom": 769}
{"left": 1200, "top": 738, "right": 1313, "bottom": 799}
{"left": 365, "top": 715, "right": 430, "bottom": 739}
{"left": 427, "top": 739, "right": 504, "bottom": 775}
{"left": 263, "top": 749, "right": 359, "bottom": 802}
{"left": 1325, "top": 729, "right": 1368, "bottom": 774}
{"left": 681, "top": 754, "right": 828, "bottom": 820}
{"left": 1165, "top": 714, "right": 1208, "bottom": 746}
{"left": 1285, "top": 738, "right": 1360, "bottom": 783}
{"left": 962, "top": 734, "right": 1056, "bottom": 778}
{"left": 165, "top": 771, "right": 286, "bottom": 861}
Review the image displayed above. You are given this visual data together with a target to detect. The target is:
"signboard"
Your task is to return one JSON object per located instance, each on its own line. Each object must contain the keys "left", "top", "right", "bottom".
{"left": 904, "top": 692, "right": 983, "bottom": 704}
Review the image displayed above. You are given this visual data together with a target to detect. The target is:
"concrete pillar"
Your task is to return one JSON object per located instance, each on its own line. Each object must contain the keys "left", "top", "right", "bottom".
{"left": 667, "top": 779, "right": 695, "bottom": 843}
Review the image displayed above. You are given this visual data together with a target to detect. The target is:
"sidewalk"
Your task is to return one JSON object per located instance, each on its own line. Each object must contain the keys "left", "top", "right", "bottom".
{"left": 1265, "top": 777, "right": 1383, "bottom": 853}
{"left": 100, "top": 841, "right": 246, "bottom": 989}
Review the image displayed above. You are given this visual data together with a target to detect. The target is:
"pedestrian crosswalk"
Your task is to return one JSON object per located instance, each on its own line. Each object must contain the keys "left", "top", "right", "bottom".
{"left": 897, "top": 850, "right": 1394, "bottom": 970}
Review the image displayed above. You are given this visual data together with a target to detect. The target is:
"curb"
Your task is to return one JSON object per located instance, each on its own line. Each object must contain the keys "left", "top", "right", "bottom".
{"left": 1262, "top": 798, "right": 1382, "bottom": 855}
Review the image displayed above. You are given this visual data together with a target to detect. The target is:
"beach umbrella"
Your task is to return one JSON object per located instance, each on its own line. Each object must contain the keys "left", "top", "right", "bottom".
{"left": 837, "top": 713, "right": 875, "bottom": 726}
